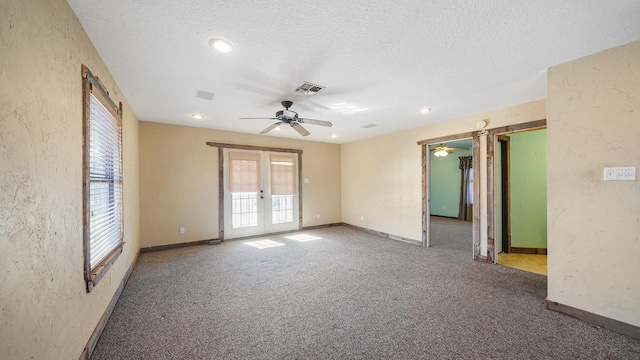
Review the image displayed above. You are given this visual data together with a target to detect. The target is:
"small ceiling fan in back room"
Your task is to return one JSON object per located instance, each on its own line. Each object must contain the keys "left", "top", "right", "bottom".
{"left": 240, "top": 100, "right": 332, "bottom": 137}
{"left": 431, "top": 144, "right": 469, "bottom": 157}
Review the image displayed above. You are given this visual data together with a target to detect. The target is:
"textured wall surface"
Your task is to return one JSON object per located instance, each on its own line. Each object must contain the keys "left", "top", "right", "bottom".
{"left": 139, "top": 121, "right": 341, "bottom": 247}
{"left": 0, "top": 0, "right": 140, "bottom": 358}
{"left": 547, "top": 40, "right": 640, "bottom": 326}
{"left": 341, "top": 100, "right": 546, "bottom": 241}
{"left": 510, "top": 130, "right": 547, "bottom": 248}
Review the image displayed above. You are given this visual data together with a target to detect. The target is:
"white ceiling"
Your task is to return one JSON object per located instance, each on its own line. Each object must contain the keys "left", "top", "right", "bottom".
{"left": 67, "top": 0, "right": 640, "bottom": 144}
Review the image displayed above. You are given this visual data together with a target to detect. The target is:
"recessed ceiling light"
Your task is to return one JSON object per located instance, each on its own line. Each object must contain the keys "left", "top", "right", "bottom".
{"left": 208, "top": 38, "right": 233, "bottom": 53}
{"left": 331, "top": 134, "right": 338, "bottom": 138}
{"left": 420, "top": 107, "right": 432, "bottom": 114}
{"left": 191, "top": 114, "right": 204, "bottom": 120}
{"left": 275, "top": 127, "right": 282, "bottom": 131}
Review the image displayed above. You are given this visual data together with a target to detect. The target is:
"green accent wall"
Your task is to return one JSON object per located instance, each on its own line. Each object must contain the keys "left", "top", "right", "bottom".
{"left": 430, "top": 148, "right": 472, "bottom": 217}
{"left": 510, "top": 129, "right": 547, "bottom": 248}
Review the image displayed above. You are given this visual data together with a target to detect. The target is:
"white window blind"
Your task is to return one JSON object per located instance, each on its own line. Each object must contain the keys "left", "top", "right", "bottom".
{"left": 229, "top": 152, "right": 260, "bottom": 192}
{"left": 270, "top": 154, "right": 296, "bottom": 195}
{"left": 88, "top": 89, "right": 123, "bottom": 270}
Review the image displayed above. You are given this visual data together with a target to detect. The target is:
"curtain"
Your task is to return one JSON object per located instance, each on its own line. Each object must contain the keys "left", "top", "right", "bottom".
{"left": 458, "top": 156, "right": 473, "bottom": 221}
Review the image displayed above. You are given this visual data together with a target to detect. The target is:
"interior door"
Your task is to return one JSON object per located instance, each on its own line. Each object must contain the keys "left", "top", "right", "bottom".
{"left": 223, "top": 149, "right": 299, "bottom": 239}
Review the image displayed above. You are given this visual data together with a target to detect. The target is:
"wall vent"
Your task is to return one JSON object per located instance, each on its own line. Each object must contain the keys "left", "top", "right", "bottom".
{"left": 295, "top": 81, "right": 324, "bottom": 95}
{"left": 362, "top": 124, "right": 378, "bottom": 129}
{"left": 196, "top": 90, "right": 214, "bottom": 101}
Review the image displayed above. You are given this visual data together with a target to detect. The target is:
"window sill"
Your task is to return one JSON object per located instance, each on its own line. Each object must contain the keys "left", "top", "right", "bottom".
{"left": 86, "top": 243, "right": 124, "bottom": 292}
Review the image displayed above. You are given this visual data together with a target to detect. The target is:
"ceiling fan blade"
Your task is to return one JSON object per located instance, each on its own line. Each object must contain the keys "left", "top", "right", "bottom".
{"left": 240, "top": 117, "right": 279, "bottom": 120}
{"left": 259, "top": 122, "right": 283, "bottom": 135}
{"left": 290, "top": 122, "right": 310, "bottom": 136}
{"left": 298, "top": 118, "right": 333, "bottom": 127}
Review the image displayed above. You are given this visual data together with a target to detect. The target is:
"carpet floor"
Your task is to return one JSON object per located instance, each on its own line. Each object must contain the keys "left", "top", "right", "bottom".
{"left": 91, "top": 221, "right": 640, "bottom": 359}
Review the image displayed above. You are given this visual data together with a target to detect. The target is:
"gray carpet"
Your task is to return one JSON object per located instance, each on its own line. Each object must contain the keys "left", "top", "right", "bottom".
{"left": 91, "top": 220, "right": 640, "bottom": 359}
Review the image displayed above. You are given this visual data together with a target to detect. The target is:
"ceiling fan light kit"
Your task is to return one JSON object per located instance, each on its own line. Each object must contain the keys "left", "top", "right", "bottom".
{"left": 434, "top": 149, "right": 449, "bottom": 157}
{"left": 431, "top": 144, "right": 470, "bottom": 158}
{"left": 240, "top": 100, "right": 332, "bottom": 137}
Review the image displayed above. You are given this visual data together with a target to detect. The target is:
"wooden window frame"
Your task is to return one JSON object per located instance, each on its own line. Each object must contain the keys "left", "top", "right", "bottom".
{"left": 82, "top": 65, "right": 124, "bottom": 292}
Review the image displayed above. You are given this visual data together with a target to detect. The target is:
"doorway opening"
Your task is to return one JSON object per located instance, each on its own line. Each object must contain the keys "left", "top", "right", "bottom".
{"left": 418, "top": 132, "right": 480, "bottom": 259}
{"left": 428, "top": 139, "right": 474, "bottom": 253}
{"left": 489, "top": 121, "right": 547, "bottom": 275}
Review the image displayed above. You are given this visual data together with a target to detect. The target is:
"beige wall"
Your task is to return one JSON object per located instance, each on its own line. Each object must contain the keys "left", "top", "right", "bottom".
{"left": 341, "top": 100, "right": 546, "bottom": 241}
{"left": 139, "top": 121, "right": 341, "bottom": 247}
{"left": 0, "top": 0, "right": 140, "bottom": 358}
{"left": 547, "top": 40, "right": 640, "bottom": 326}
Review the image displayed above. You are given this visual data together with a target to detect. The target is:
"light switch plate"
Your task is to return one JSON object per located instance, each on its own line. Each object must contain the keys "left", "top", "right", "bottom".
{"left": 622, "top": 166, "right": 636, "bottom": 180}
{"left": 604, "top": 166, "right": 636, "bottom": 181}
{"left": 604, "top": 168, "right": 615, "bottom": 180}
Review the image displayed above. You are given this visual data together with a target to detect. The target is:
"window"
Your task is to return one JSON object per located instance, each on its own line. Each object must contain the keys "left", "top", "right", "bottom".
{"left": 82, "top": 65, "right": 124, "bottom": 292}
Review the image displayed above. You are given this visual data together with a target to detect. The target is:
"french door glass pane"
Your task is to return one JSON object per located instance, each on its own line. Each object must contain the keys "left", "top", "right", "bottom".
{"left": 231, "top": 192, "right": 258, "bottom": 228}
{"left": 272, "top": 195, "right": 294, "bottom": 224}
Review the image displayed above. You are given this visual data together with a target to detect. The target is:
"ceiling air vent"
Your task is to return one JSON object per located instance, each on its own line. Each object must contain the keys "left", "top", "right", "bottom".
{"left": 362, "top": 124, "right": 377, "bottom": 129}
{"left": 196, "top": 90, "right": 214, "bottom": 101}
{"left": 295, "top": 81, "right": 324, "bottom": 95}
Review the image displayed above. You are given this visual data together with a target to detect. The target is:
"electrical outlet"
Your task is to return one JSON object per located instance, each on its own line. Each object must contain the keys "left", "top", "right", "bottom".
{"left": 316, "top": 214, "right": 320, "bottom": 219}
{"left": 360, "top": 216, "right": 364, "bottom": 221}
{"left": 179, "top": 227, "right": 185, "bottom": 234}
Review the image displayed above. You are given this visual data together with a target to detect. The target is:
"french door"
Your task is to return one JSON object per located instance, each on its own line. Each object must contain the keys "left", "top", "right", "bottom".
{"left": 222, "top": 149, "right": 300, "bottom": 239}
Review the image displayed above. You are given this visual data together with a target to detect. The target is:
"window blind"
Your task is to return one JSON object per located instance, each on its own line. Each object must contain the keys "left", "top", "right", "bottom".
{"left": 88, "top": 90, "right": 123, "bottom": 269}
{"left": 229, "top": 151, "right": 260, "bottom": 192}
{"left": 270, "top": 154, "right": 296, "bottom": 195}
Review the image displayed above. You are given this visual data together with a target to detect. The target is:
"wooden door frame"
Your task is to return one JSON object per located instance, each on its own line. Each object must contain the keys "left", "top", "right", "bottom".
{"left": 486, "top": 119, "right": 546, "bottom": 263}
{"left": 497, "top": 135, "right": 511, "bottom": 254}
{"left": 417, "top": 133, "right": 480, "bottom": 255}
{"left": 206, "top": 142, "right": 303, "bottom": 241}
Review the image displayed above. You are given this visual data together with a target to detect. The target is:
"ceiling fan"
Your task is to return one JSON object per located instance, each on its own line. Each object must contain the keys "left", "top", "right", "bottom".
{"left": 431, "top": 144, "right": 470, "bottom": 157}
{"left": 240, "top": 100, "right": 332, "bottom": 137}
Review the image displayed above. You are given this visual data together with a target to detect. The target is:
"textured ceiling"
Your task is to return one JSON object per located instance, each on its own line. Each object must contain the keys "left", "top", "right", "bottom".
{"left": 67, "top": 0, "right": 640, "bottom": 143}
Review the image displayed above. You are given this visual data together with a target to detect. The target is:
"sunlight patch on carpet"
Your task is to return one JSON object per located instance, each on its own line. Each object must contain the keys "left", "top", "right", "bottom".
{"left": 285, "top": 234, "right": 322, "bottom": 242}
{"left": 244, "top": 240, "right": 285, "bottom": 249}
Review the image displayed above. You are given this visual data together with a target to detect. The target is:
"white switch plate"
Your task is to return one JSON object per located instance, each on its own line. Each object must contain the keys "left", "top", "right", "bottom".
{"left": 604, "top": 168, "right": 615, "bottom": 180}
{"left": 604, "top": 166, "right": 636, "bottom": 181}
{"left": 304, "top": 178, "right": 309, "bottom": 183}
{"left": 623, "top": 166, "right": 636, "bottom": 180}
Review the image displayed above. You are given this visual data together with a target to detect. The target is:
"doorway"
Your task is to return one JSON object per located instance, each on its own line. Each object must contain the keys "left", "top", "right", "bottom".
{"left": 222, "top": 148, "right": 300, "bottom": 239}
{"left": 211, "top": 144, "right": 303, "bottom": 240}
{"left": 418, "top": 132, "right": 480, "bottom": 258}
{"left": 493, "top": 127, "right": 547, "bottom": 275}
{"left": 428, "top": 139, "right": 474, "bottom": 253}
